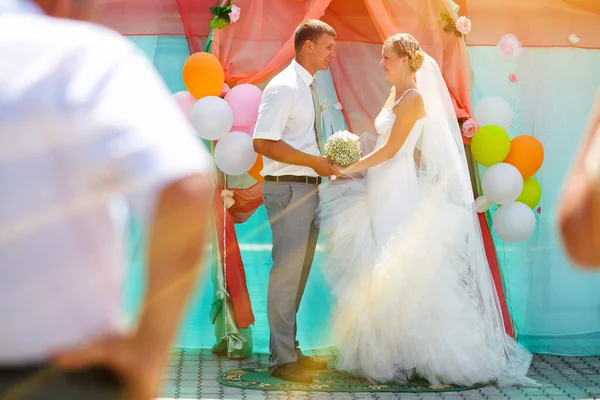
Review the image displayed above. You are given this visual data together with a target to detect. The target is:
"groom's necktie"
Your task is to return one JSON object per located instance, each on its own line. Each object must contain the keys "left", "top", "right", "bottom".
{"left": 310, "top": 81, "right": 325, "bottom": 154}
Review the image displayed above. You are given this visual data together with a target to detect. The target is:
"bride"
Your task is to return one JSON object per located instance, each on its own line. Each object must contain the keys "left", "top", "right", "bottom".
{"left": 316, "top": 33, "right": 536, "bottom": 387}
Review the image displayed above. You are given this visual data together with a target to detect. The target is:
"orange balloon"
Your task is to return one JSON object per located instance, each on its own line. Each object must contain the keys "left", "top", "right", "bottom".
{"left": 503, "top": 135, "right": 544, "bottom": 179}
{"left": 182, "top": 52, "right": 224, "bottom": 100}
{"left": 248, "top": 154, "right": 264, "bottom": 182}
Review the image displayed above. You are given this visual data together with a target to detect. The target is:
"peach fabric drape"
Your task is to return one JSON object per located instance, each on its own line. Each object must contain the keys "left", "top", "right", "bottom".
{"left": 465, "top": 0, "right": 600, "bottom": 48}
{"left": 96, "top": 0, "right": 214, "bottom": 53}
{"left": 211, "top": 0, "right": 472, "bottom": 129}
{"left": 560, "top": 0, "right": 600, "bottom": 14}
{"left": 212, "top": 0, "right": 333, "bottom": 85}
{"left": 321, "top": 0, "right": 388, "bottom": 135}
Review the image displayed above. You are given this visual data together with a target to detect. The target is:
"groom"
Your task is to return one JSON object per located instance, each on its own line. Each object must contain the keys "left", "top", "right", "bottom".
{"left": 253, "top": 19, "right": 339, "bottom": 383}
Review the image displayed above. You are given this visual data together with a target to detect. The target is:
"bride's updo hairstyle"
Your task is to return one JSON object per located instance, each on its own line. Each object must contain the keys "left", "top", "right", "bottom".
{"left": 384, "top": 33, "right": 425, "bottom": 71}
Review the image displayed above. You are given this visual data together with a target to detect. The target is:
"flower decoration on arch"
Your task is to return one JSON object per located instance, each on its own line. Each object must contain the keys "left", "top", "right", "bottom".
{"left": 209, "top": 3, "right": 241, "bottom": 29}
{"left": 441, "top": 13, "right": 471, "bottom": 37}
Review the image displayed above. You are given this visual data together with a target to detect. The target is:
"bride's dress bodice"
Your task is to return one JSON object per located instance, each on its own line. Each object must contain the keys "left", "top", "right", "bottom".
{"left": 368, "top": 89, "right": 425, "bottom": 247}
{"left": 373, "top": 91, "right": 425, "bottom": 156}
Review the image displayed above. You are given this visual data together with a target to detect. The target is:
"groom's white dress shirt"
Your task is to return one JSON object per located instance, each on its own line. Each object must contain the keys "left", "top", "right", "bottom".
{"left": 253, "top": 60, "right": 321, "bottom": 178}
{"left": 0, "top": 0, "right": 211, "bottom": 364}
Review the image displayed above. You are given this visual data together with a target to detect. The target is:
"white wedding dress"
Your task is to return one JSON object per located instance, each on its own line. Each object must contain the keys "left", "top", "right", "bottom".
{"left": 317, "top": 87, "right": 535, "bottom": 387}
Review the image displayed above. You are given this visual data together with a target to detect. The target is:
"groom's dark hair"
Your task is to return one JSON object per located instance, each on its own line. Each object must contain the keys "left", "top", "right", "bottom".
{"left": 294, "top": 20, "right": 336, "bottom": 54}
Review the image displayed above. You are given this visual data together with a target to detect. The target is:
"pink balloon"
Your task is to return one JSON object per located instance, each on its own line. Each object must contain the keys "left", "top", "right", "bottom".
{"left": 224, "top": 84, "right": 263, "bottom": 127}
{"left": 172, "top": 91, "right": 196, "bottom": 118}
{"left": 232, "top": 122, "right": 256, "bottom": 136}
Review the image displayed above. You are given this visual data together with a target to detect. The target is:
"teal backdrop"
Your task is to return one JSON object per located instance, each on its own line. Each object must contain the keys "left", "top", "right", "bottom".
{"left": 125, "top": 36, "right": 600, "bottom": 356}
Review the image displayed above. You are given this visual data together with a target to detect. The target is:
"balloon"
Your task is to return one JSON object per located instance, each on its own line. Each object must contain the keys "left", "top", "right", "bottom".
{"left": 473, "top": 96, "right": 513, "bottom": 131}
{"left": 503, "top": 135, "right": 544, "bottom": 179}
{"left": 172, "top": 91, "right": 196, "bottom": 118}
{"left": 481, "top": 163, "right": 523, "bottom": 204}
{"left": 232, "top": 122, "right": 256, "bottom": 136}
{"left": 471, "top": 125, "right": 511, "bottom": 166}
{"left": 182, "top": 52, "right": 224, "bottom": 99}
{"left": 493, "top": 202, "right": 536, "bottom": 242}
{"left": 214, "top": 131, "right": 257, "bottom": 175}
{"left": 189, "top": 96, "right": 233, "bottom": 141}
{"left": 475, "top": 196, "right": 493, "bottom": 213}
{"left": 224, "top": 84, "right": 263, "bottom": 127}
{"left": 516, "top": 177, "right": 542, "bottom": 209}
{"left": 248, "top": 155, "right": 264, "bottom": 182}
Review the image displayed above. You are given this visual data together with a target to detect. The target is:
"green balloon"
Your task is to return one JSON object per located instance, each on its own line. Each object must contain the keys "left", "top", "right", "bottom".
{"left": 517, "top": 177, "right": 542, "bottom": 209}
{"left": 471, "top": 125, "right": 511, "bottom": 166}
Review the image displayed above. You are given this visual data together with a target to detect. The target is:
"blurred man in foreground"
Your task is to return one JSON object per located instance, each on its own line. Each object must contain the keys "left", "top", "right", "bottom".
{"left": 0, "top": 0, "right": 213, "bottom": 398}
{"left": 558, "top": 92, "right": 600, "bottom": 268}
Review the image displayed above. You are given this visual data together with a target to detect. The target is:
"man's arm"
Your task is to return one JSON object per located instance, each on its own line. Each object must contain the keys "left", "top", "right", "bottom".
{"left": 253, "top": 84, "right": 339, "bottom": 177}
{"left": 558, "top": 94, "right": 600, "bottom": 267}
{"left": 134, "top": 173, "right": 211, "bottom": 357}
{"left": 254, "top": 139, "right": 337, "bottom": 176}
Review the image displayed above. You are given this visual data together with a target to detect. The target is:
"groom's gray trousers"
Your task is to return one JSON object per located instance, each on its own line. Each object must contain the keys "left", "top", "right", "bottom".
{"left": 262, "top": 177, "right": 320, "bottom": 371}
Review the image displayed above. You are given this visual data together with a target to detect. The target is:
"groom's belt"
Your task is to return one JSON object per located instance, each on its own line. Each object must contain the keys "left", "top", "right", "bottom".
{"left": 264, "top": 175, "right": 322, "bottom": 185}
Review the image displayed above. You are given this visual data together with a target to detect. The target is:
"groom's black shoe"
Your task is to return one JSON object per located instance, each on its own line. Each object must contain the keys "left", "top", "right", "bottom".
{"left": 271, "top": 363, "right": 313, "bottom": 383}
{"left": 297, "top": 356, "right": 328, "bottom": 371}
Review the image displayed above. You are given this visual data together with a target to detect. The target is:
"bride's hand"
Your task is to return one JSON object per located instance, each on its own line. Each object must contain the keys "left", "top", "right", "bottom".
{"left": 341, "top": 159, "right": 359, "bottom": 174}
{"left": 336, "top": 161, "right": 365, "bottom": 180}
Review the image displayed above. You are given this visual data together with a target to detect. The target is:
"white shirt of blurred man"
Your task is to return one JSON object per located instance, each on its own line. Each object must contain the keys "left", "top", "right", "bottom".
{"left": 0, "top": 0, "right": 213, "bottom": 398}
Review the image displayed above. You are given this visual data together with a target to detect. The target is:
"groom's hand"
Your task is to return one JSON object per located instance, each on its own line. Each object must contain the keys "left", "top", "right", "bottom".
{"left": 312, "top": 156, "right": 341, "bottom": 177}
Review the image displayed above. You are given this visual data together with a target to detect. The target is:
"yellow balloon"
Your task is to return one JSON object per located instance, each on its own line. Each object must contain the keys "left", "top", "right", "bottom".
{"left": 516, "top": 177, "right": 542, "bottom": 209}
{"left": 471, "top": 125, "right": 511, "bottom": 166}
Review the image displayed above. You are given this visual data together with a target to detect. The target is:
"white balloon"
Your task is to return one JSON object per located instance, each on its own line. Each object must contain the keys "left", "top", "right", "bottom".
{"left": 493, "top": 202, "right": 536, "bottom": 242}
{"left": 475, "top": 196, "right": 492, "bottom": 213}
{"left": 189, "top": 96, "right": 233, "bottom": 141}
{"left": 473, "top": 96, "right": 513, "bottom": 131}
{"left": 481, "top": 163, "right": 523, "bottom": 205}
{"left": 214, "top": 131, "right": 257, "bottom": 175}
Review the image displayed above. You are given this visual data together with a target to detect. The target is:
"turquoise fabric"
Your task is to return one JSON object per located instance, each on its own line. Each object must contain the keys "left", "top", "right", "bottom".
{"left": 468, "top": 47, "right": 600, "bottom": 355}
{"left": 126, "top": 36, "right": 600, "bottom": 356}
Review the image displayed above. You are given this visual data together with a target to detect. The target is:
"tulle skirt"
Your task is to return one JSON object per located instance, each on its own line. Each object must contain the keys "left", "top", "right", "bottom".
{"left": 317, "top": 178, "right": 535, "bottom": 387}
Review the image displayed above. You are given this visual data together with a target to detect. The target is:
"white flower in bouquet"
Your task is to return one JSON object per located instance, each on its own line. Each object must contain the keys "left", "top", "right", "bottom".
{"left": 324, "top": 130, "right": 361, "bottom": 167}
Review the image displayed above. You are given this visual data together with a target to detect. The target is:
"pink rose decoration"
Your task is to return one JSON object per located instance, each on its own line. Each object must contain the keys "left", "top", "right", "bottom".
{"left": 461, "top": 118, "right": 479, "bottom": 138}
{"left": 496, "top": 33, "right": 523, "bottom": 60}
{"left": 508, "top": 73, "right": 518, "bottom": 83}
{"left": 455, "top": 16, "right": 472, "bottom": 35}
{"left": 220, "top": 83, "right": 230, "bottom": 97}
{"left": 228, "top": 5, "right": 241, "bottom": 23}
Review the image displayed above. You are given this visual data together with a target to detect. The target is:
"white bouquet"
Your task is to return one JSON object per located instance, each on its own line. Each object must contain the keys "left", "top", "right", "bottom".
{"left": 324, "top": 130, "right": 361, "bottom": 167}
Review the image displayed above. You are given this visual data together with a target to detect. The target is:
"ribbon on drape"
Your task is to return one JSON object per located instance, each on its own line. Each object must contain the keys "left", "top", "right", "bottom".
{"left": 211, "top": 187, "right": 254, "bottom": 329}
{"left": 209, "top": 187, "right": 253, "bottom": 358}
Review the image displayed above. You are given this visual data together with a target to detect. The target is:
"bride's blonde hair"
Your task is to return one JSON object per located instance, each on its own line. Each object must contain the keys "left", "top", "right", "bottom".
{"left": 384, "top": 33, "right": 425, "bottom": 71}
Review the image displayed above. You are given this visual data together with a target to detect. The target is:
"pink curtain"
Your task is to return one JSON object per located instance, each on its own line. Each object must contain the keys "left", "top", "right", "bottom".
{"left": 364, "top": 0, "right": 472, "bottom": 120}
{"left": 321, "top": 0, "right": 472, "bottom": 134}
{"left": 212, "top": 0, "right": 333, "bottom": 85}
{"left": 321, "top": 0, "right": 391, "bottom": 135}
